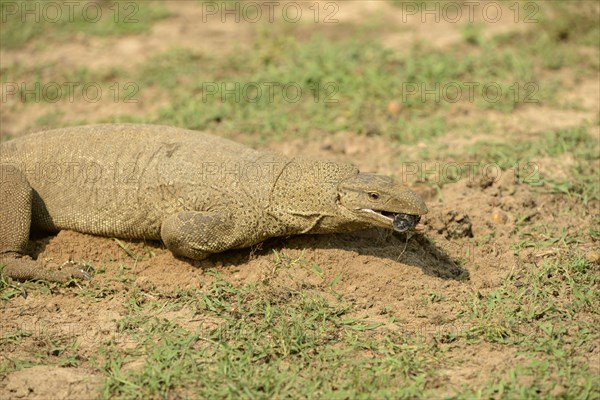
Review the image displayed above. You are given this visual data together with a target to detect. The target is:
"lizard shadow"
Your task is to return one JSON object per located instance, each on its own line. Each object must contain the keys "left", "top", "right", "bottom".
{"left": 237, "top": 229, "right": 470, "bottom": 281}
{"left": 27, "top": 230, "right": 468, "bottom": 282}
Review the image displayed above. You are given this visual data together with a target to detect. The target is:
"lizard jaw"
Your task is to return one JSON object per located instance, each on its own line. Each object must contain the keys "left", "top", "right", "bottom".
{"left": 360, "top": 208, "right": 396, "bottom": 222}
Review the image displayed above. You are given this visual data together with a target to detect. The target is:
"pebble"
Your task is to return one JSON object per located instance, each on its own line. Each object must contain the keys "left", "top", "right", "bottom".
{"left": 491, "top": 209, "right": 508, "bottom": 224}
{"left": 585, "top": 250, "right": 600, "bottom": 264}
{"left": 387, "top": 101, "right": 401, "bottom": 115}
{"left": 454, "top": 213, "right": 466, "bottom": 222}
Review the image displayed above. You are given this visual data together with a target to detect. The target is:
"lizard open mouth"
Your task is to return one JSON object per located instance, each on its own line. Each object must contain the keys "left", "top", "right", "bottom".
{"left": 360, "top": 209, "right": 421, "bottom": 233}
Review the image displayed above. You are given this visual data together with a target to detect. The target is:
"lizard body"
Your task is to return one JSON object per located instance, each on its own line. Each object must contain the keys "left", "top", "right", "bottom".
{"left": 0, "top": 124, "right": 427, "bottom": 282}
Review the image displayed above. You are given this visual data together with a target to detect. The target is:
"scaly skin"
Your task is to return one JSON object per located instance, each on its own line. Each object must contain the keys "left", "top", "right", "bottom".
{"left": 0, "top": 124, "right": 427, "bottom": 282}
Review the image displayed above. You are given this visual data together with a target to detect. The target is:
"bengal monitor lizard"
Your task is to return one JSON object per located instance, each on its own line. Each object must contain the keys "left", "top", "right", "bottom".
{"left": 0, "top": 124, "right": 427, "bottom": 282}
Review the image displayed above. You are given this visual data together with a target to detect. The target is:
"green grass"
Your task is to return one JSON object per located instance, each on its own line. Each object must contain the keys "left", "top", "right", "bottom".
{"left": 5, "top": 254, "right": 596, "bottom": 398}
{"left": 458, "top": 255, "right": 599, "bottom": 398}
{"left": 1, "top": 1, "right": 599, "bottom": 398}
{"left": 493, "top": 1, "right": 599, "bottom": 74}
{"left": 97, "top": 275, "right": 441, "bottom": 399}
{"left": 4, "top": 1, "right": 597, "bottom": 143}
{"left": 4, "top": 251, "right": 597, "bottom": 398}
{"left": 148, "top": 34, "right": 545, "bottom": 140}
{"left": 415, "top": 121, "right": 599, "bottom": 211}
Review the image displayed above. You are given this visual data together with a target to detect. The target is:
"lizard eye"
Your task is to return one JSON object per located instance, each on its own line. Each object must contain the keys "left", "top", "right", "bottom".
{"left": 368, "top": 192, "right": 380, "bottom": 201}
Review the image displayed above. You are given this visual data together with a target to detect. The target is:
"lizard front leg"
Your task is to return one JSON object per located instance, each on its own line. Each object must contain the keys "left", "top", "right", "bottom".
{"left": 0, "top": 167, "right": 90, "bottom": 282}
{"left": 160, "top": 211, "right": 256, "bottom": 260}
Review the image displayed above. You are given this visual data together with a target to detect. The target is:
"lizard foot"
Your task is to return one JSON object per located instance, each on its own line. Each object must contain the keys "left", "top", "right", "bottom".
{"left": 0, "top": 254, "right": 94, "bottom": 283}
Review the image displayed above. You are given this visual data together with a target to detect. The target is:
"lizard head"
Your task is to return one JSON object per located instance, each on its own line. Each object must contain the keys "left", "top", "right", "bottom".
{"left": 336, "top": 173, "right": 427, "bottom": 233}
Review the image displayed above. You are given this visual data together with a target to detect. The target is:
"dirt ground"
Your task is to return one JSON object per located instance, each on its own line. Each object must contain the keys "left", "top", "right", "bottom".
{"left": 1, "top": 1, "right": 599, "bottom": 398}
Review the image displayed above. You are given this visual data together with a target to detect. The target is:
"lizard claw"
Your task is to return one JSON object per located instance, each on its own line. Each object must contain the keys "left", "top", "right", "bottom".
{"left": 59, "top": 260, "right": 95, "bottom": 281}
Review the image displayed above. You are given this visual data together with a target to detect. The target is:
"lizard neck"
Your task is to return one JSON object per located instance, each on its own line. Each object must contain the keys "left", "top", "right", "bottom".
{"left": 266, "top": 158, "right": 362, "bottom": 234}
